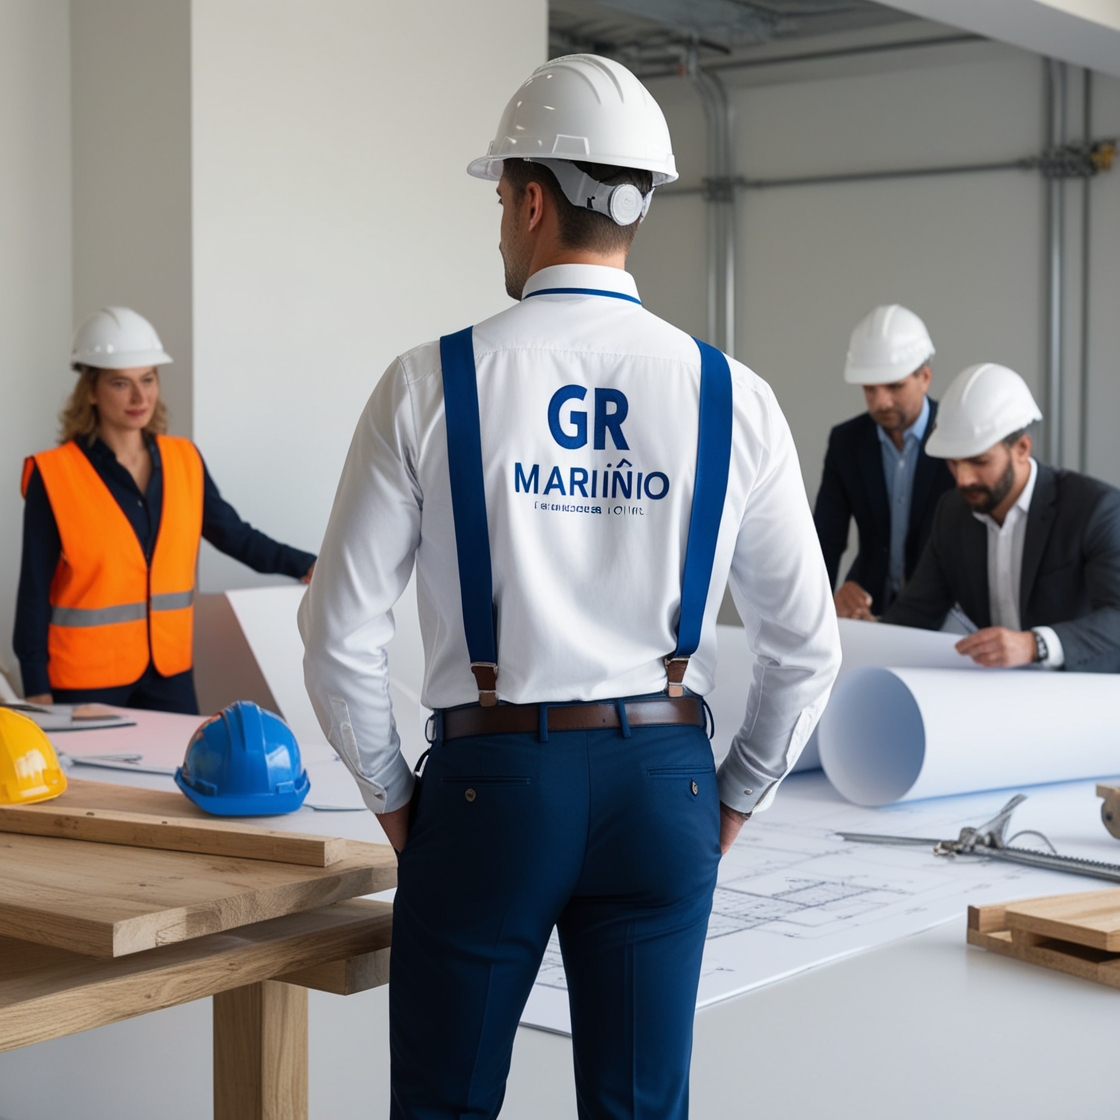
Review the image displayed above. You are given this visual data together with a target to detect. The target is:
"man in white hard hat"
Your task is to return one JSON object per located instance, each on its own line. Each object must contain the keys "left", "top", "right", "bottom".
{"left": 300, "top": 54, "right": 839, "bottom": 1119}
{"left": 885, "top": 363, "right": 1120, "bottom": 670}
{"left": 814, "top": 305, "right": 953, "bottom": 619}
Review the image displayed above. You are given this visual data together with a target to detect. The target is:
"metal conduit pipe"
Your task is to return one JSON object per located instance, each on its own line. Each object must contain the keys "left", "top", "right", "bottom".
{"left": 668, "top": 57, "right": 1112, "bottom": 455}
{"left": 1045, "top": 58, "right": 1068, "bottom": 467}
{"left": 1080, "top": 69, "right": 1093, "bottom": 473}
{"left": 686, "top": 48, "right": 736, "bottom": 357}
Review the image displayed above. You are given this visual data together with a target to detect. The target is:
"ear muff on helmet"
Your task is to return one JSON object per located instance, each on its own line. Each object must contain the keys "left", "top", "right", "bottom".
{"left": 533, "top": 158, "right": 653, "bottom": 227}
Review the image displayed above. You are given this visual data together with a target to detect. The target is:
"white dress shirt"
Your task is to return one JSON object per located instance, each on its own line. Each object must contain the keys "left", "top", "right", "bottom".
{"left": 299, "top": 264, "right": 841, "bottom": 815}
{"left": 972, "top": 457, "right": 1063, "bottom": 666}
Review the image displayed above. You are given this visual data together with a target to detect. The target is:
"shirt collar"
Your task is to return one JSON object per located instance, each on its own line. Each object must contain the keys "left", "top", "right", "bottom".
{"left": 972, "top": 457, "right": 1038, "bottom": 529}
{"left": 876, "top": 394, "right": 930, "bottom": 450}
{"left": 521, "top": 264, "right": 641, "bottom": 303}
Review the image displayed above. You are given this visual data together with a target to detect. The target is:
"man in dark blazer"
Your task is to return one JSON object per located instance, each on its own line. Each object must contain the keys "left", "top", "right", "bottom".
{"left": 884, "top": 363, "right": 1120, "bottom": 672}
{"left": 814, "top": 305, "right": 954, "bottom": 618}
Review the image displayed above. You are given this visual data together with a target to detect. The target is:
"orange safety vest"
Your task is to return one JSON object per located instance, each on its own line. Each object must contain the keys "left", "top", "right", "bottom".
{"left": 22, "top": 436, "right": 204, "bottom": 691}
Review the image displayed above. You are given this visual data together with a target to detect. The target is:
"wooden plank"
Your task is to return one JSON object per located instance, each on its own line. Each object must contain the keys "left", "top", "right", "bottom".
{"left": 0, "top": 777, "right": 374, "bottom": 867}
{"left": 0, "top": 832, "right": 396, "bottom": 958}
{"left": 0, "top": 898, "right": 392, "bottom": 1052}
{"left": 214, "top": 981, "right": 308, "bottom": 1120}
{"left": 967, "top": 903, "right": 1006, "bottom": 934}
{"left": 29, "top": 776, "right": 217, "bottom": 818}
{"left": 278, "top": 947, "right": 391, "bottom": 995}
{"left": 0, "top": 804, "right": 355, "bottom": 868}
{"left": 1002, "top": 889, "right": 1120, "bottom": 951}
{"left": 967, "top": 902, "right": 1120, "bottom": 990}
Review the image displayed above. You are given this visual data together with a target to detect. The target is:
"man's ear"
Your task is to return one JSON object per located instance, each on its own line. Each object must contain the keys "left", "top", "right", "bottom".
{"left": 1017, "top": 433, "right": 1033, "bottom": 461}
{"left": 523, "top": 180, "right": 546, "bottom": 232}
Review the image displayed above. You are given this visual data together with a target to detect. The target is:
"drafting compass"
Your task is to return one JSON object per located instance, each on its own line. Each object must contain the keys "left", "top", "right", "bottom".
{"left": 838, "top": 794, "right": 1120, "bottom": 884}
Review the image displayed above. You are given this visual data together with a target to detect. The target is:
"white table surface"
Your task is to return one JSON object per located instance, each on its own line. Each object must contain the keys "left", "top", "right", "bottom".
{"left": 2, "top": 712, "right": 1118, "bottom": 1120}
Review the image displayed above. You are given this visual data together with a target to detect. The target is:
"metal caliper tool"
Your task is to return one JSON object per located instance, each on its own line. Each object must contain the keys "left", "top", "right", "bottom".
{"left": 838, "top": 794, "right": 1120, "bottom": 884}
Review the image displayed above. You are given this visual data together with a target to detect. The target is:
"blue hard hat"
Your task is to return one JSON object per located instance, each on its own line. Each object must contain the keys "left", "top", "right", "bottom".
{"left": 175, "top": 701, "right": 310, "bottom": 816}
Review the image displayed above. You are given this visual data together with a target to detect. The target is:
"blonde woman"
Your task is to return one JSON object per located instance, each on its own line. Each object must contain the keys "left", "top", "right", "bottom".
{"left": 14, "top": 307, "right": 315, "bottom": 713}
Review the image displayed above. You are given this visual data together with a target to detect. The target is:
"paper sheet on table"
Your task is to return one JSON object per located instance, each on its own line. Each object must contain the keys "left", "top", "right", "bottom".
{"left": 520, "top": 769, "right": 1120, "bottom": 1034}
{"left": 817, "top": 665, "right": 1120, "bottom": 805}
{"left": 1, "top": 701, "right": 136, "bottom": 732}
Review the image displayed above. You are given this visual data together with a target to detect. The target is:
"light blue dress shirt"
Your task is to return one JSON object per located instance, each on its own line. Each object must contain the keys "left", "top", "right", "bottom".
{"left": 877, "top": 395, "right": 930, "bottom": 600}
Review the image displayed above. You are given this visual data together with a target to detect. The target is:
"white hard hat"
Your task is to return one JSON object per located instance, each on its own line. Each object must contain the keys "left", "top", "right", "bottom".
{"left": 467, "top": 54, "right": 678, "bottom": 187}
{"left": 844, "top": 304, "right": 935, "bottom": 385}
{"left": 70, "top": 306, "right": 173, "bottom": 370}
{"left": 925, "top": 363, "right": 1043, "bottom": 459}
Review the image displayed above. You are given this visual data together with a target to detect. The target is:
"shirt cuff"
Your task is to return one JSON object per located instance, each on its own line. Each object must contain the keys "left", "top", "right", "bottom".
{"left": 1033, "top": 625, "right": 1065, "bottom": 669}
{"left": 717, "top": 756, "right": 779, "bottom": 815}
{"left": 343, "top": 747, "right": 416, "bottom": 815}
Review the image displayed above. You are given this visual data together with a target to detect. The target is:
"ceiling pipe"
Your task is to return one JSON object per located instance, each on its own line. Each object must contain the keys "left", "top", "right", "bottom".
{"left": 634, "top": 32, "right": 983, "bottom": 80}
{"left": 686, "top": 47, "right": 736, "bottom": 357}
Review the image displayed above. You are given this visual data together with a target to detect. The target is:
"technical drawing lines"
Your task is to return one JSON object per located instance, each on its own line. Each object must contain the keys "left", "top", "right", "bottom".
{"left": 707, "top": 875, "right": 909, "bottom": 939}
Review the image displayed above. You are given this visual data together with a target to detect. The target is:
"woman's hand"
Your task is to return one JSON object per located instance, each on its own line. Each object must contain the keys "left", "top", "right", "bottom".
{"left": 301, "top": 563, "right": 316, "bottom": 584}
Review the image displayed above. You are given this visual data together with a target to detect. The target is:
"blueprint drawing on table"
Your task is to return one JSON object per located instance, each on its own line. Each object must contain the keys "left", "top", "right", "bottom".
{"left": 521, "top": 770, "right": 1120, "bottom": 1034}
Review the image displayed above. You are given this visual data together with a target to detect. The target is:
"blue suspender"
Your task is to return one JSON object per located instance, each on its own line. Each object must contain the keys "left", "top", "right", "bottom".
{"left": 440, "top": 328, "right": 732, "bottom": 705}
{"left": 440, "top": 327, "right": 499, "bottom": 705}
{"left": 665, "top": 338, "right": 733, "bottom": 695}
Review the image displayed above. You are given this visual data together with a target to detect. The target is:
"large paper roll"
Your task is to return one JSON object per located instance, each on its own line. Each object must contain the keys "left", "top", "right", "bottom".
{"left": 818, "top": 666, "right": 1120, "bottom": 805}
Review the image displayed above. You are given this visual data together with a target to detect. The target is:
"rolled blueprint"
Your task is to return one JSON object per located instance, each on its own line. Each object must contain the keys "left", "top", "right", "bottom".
{"left": 817, "top": 666, "right": 1120, "bottom": 805}
{"left": 798, "top": 620, "right": 982, "bottom": 771}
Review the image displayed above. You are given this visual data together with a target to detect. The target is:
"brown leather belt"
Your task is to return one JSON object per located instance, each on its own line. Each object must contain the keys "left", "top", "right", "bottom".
{"left": 440, "top": 695, "right": 704, "bottom": 741}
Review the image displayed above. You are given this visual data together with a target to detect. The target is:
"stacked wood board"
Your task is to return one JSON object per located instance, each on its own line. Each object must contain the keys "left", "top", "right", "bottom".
{"left": 0, "top": 778, "right": 396, "bottom": 958}
{"left": 968, "top": 889, "right": 1120, "bottom": 989}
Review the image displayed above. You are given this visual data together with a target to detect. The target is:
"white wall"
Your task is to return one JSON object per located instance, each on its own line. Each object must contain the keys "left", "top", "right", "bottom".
{"left": 71, "top": 0, "right": 194, "bottom": 437}
{"left": 190, "top": 0, "right": 548, "bottom": 592}
{"left": 630, "top": 43, "right": 1120, "bottom": 503}
{"left": 0, "top": 0, "right": 72, "bottom": 692}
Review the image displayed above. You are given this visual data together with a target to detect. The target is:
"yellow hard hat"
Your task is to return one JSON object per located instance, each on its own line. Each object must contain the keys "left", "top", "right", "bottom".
{"left": 0, "top": 708, "right": 67, "bottom": 805}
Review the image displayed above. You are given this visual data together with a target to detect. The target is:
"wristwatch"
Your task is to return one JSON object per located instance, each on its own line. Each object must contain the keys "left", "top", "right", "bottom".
{"left": 1031, "top": 628, "right": 1048, "bottom": 664}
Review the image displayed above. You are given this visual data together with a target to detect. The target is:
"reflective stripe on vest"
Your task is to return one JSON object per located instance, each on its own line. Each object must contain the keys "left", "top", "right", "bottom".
{"left": 439, "top": 324, "right": 732, "bottom": 701}
{"left": 49, "top": 589, "right": 196, "bottom": 627}
{"left": 29, "top": 436, "right": 204, "bottom": 690}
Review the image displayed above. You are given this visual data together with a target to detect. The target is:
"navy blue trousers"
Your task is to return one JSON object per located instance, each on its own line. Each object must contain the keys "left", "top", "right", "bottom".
{"left": 390, "top": 717, "right": 721, "bottom": 1120}
{"left": 52, "top": 663, "right": 199, "bottom": 714}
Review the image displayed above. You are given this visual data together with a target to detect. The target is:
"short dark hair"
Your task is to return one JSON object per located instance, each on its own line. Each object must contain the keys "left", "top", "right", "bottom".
{"left": 502, "top": 159, "right": 653, "bottom": 255}
{"left": 1002, "top": 427, "right": 1030, "bottom": 447}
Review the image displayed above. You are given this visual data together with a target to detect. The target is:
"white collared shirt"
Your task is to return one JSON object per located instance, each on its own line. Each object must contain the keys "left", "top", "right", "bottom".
{"left": 972, "top": 457, "right": 1063, "bottom": 666}
{"left": 299, "top": 263, "right": 841, "bottom": 815}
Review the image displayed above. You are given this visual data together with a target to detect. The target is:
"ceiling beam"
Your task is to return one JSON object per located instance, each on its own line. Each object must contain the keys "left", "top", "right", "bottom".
{"left": 880, "top": 0, "right": 1120, "bottom": 76}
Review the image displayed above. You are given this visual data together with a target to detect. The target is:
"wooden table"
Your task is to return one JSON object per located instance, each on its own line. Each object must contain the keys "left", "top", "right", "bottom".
{"left": 0, "top": 780, "right": 395, "bottom": 1120}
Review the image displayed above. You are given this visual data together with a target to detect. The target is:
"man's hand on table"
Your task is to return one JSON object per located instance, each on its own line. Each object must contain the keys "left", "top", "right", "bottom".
{"left": 955, "top": 627, "right": 1037, "bottom": 668}
{"left": 25, "top": 693, "right": 52, "bottom": 705}
{"left": 834, "top": 581, "right": 876, "bottom": 621}
{"left": 720, "top": 802, "right": 752, "bottom": 855}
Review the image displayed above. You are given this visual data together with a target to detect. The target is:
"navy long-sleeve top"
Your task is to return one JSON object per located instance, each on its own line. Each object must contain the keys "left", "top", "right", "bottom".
{"left": 14, "top": 435, "right": 317, "bottom": 695}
